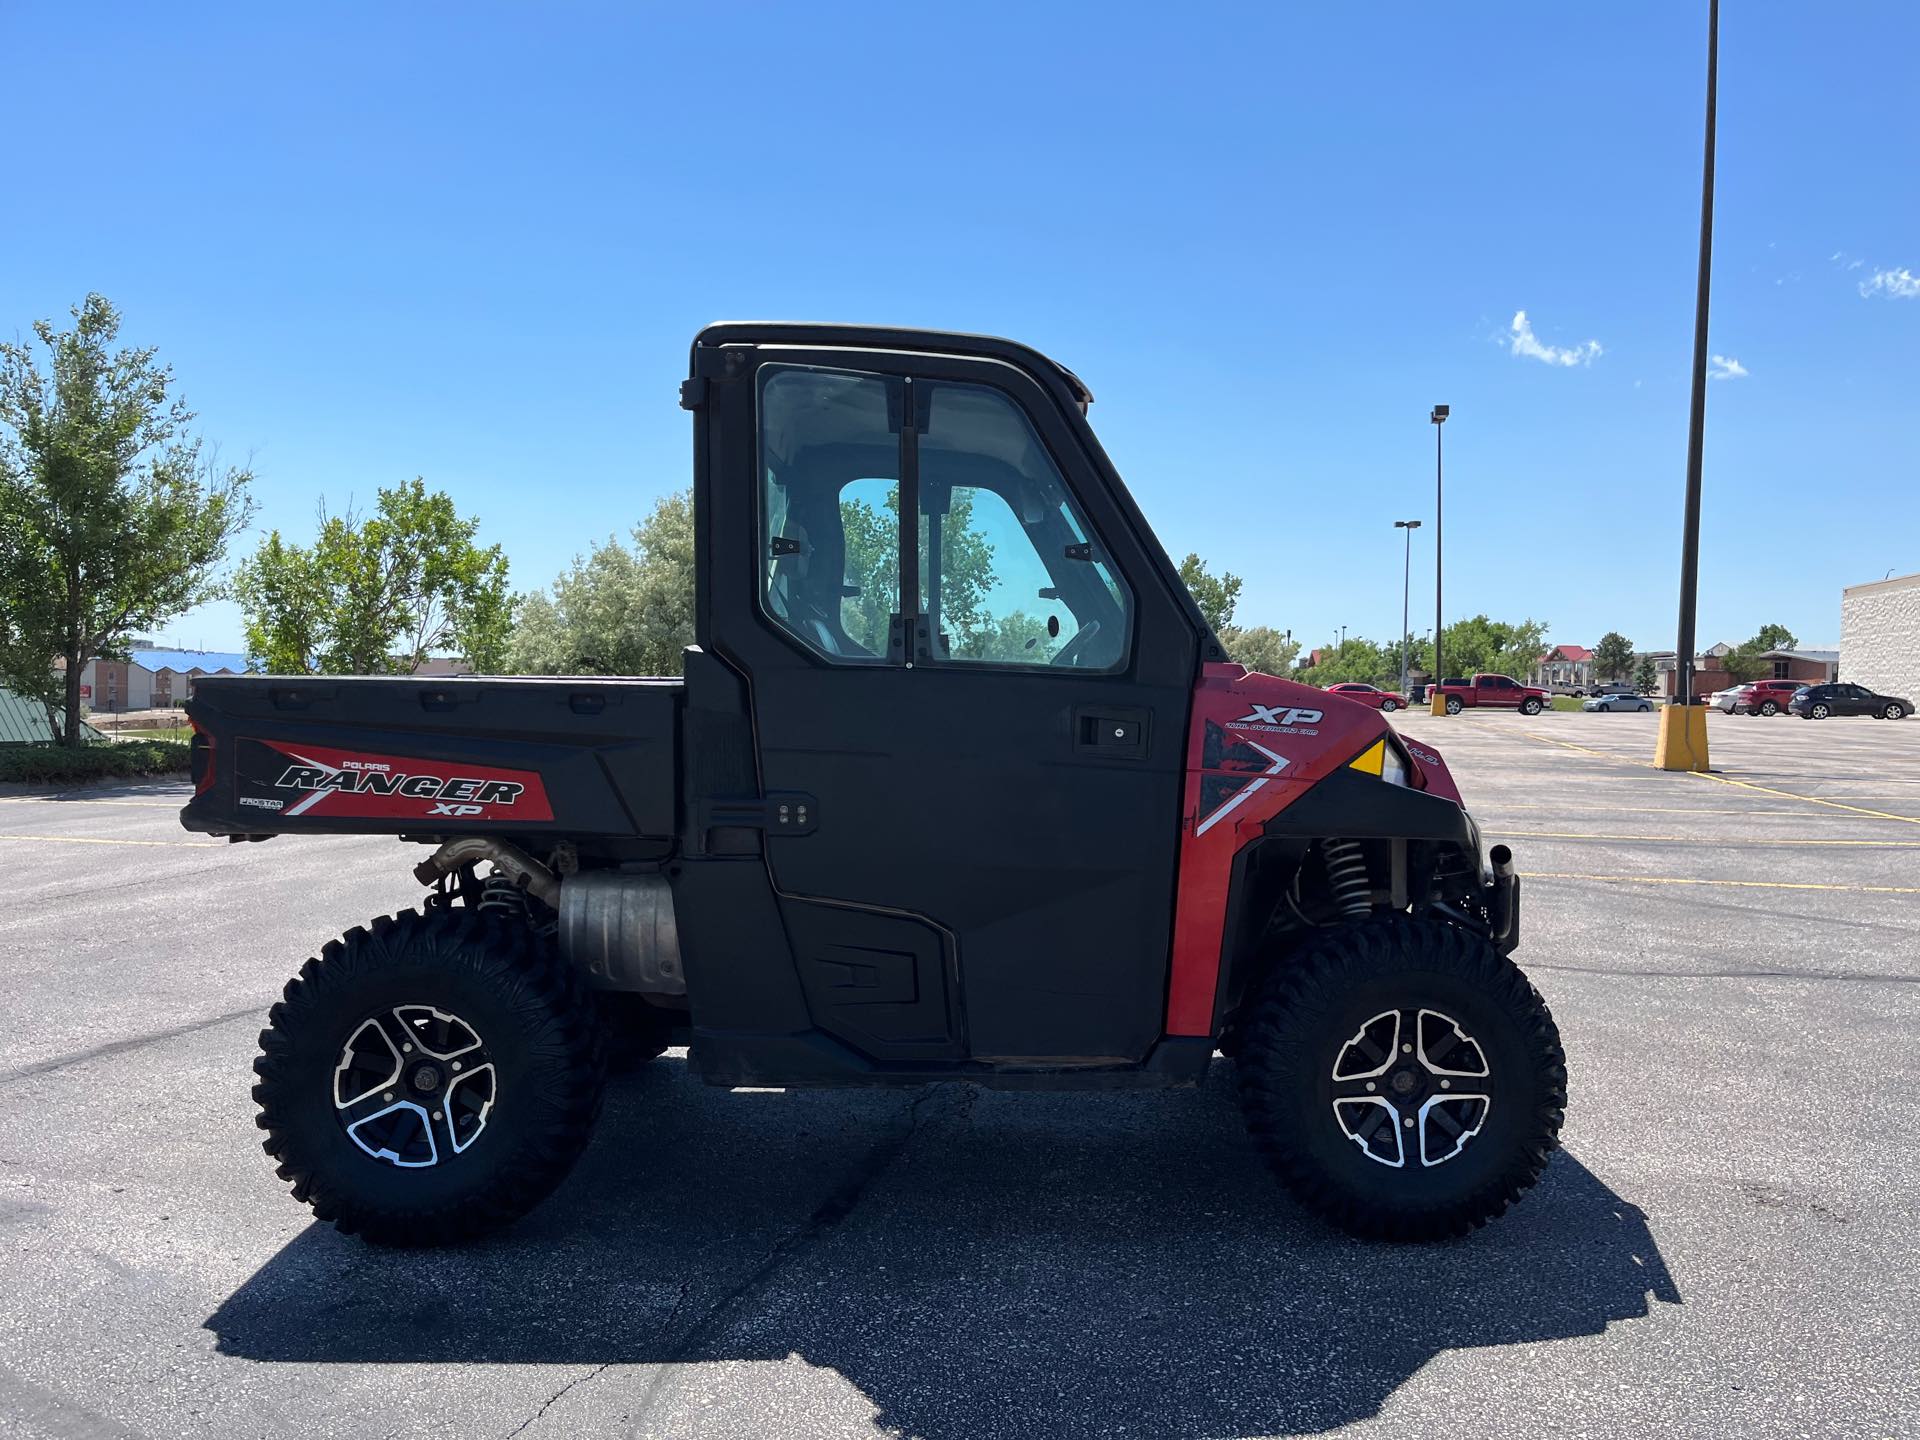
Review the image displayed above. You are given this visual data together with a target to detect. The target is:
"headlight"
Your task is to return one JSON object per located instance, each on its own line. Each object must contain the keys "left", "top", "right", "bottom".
{"left": 1379, "top": 740, "right": 1410, "bottom": 787}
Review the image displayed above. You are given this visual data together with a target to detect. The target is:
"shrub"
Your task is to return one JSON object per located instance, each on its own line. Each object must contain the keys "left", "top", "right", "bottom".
{"left": 0, "top": 740, "right": 192, "bottom": 784}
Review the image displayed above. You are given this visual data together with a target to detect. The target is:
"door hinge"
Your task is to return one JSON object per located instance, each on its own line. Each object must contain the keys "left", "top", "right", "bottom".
{"left": 679, "top": 377, "right": 708, "bottom": 411}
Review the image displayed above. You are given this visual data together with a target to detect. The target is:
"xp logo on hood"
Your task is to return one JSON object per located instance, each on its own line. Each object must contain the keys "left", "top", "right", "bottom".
{"left": 1232, "top": 703, "right": 1324, "bottom": 729}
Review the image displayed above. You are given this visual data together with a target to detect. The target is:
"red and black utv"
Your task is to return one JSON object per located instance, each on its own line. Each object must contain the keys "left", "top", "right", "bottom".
{"left": 183, "top": 324, "right": 1564, "bottom": 1244}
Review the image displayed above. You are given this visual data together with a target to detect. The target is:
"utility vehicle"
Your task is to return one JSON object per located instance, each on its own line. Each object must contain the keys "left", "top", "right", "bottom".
{"left": 183, "top": 323, "right": 1565, "bottom": 1245}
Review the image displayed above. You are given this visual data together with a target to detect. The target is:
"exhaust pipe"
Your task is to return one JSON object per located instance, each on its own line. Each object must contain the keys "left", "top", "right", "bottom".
{"left": 413, "top": 837, "right": 560, "bottom": 908}
{"left": 1486, "top": 844, "right": 1520, "bottom": 955}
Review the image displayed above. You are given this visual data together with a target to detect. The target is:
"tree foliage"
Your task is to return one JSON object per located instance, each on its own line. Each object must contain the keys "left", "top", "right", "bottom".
{"left": 507, "top": 490, "right": 695, "bottom": 677}
{"left": 0, "top": 295, "right": 254, "bottom": 745}
{"left": 1721, "top": 622, "right": 1801, "bottom": 684}
{"left": 1593, "top": 631, "right": 1635, "bottom": 681}
{"left": 1177, "top": 553, "right": 1242, "bottom": 632}
{"left": 1634, "top": 655, "right": 1657, "bottom": 695}
{"left": 235, "top": 478, "right": 510, "bottom": 675}
{"left": 1416, "top": 614, "right": 1551, "bottom": 682}
{"left": 1299, "top": 638, "right": 1399, "bottom": 688}
{"left": 1220, "top": 624, "right": 1300, "bottom": 676}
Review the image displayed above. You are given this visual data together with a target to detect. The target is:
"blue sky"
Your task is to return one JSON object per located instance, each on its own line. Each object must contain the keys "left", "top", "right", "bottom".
{"left": 3, "top": 1, "right": 1915, "bottom": 660}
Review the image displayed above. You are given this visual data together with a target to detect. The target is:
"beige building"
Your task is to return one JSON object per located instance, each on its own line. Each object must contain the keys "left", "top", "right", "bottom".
{"left": 1841, "top": 571, "right": 1920, "bottom": 702}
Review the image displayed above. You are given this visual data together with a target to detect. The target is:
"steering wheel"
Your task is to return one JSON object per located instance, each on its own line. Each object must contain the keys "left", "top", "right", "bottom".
{"left": 1049, "top": 619, "right": 1103, "bottom": 669}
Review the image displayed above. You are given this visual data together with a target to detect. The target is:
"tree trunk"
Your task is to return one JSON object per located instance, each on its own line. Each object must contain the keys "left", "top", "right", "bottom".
{"left": 62, "top": 642, "right": 85, "bottom": 748}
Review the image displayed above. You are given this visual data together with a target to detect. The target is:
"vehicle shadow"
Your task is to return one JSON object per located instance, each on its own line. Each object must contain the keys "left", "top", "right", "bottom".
{"left": 207, "top": 1060, "right": 1680, "bottom": 1439}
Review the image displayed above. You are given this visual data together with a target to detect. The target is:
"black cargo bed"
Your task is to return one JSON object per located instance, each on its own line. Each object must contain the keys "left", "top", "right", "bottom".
{"left": 182, "top": 675, "right": 683, "bottom": 847}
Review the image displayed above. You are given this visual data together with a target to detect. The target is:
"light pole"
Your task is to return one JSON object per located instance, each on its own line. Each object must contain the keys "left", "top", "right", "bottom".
{"left": 1339, "top": 624, "right": 1347, "bottom": 652}
{"left": 1428, "top": 405, "right": 1449, "bottom": 713}
{"left": 1658, "top": 0, "right": 1718, "bottom": 771}
{"left": 1395, "top": 519, "right": 1422, "bottom": 694}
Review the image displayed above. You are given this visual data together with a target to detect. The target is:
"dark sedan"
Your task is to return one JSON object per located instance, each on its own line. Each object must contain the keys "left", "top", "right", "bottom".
{"left": 1788, "top": 682, "right": 1911, "bottom": 720}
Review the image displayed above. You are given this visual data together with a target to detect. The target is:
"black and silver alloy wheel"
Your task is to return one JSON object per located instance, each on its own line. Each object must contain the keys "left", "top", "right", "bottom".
{"left": 334, "top": 1005, "right": 497, "bottom": 1168}
{"left": 255, "top": 906, "right": 605, "bottom": 1245}
{"left": 1238, "top": 916, "right": 1566, "bottom": 1241}
{"left": 1811, "top": 703, "right": 1831, "bottom": 719}
{"left": 1884, "top": 702, "right": 1906, "bottom": 720}
{"left": 1329, "top": 1008, "right": 1492, "bottom": 1170}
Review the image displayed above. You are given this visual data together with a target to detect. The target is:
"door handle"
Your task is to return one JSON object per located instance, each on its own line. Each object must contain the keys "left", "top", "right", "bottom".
{"left": 1074, "top": 706, "right": 1150, "bottom": 759}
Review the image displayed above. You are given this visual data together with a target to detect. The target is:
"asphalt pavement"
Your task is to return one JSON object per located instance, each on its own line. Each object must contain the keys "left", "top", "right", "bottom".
{"left": 2, "top": 707, "right": 1916, "bottom": 1439}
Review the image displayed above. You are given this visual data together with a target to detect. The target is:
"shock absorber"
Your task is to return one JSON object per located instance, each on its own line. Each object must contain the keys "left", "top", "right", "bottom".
{"left": 477, "top": 871, "right": 530, "bottom": 918}
{"left": 1321, "top": 839, "right": 1374, "bottom": 918}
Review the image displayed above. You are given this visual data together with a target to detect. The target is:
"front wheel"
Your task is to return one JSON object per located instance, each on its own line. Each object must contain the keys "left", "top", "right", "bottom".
{"left": 1445, "top": 697, "right": 1463, "bottom": 716}
{"left": 253, "top": 906, "right": 606, "bottom": 1245}
{"left": 1380, "top": 699, "right": 1398, "bottom": 712}
{"left": 1885, "top": 703, "right": 1907, "bottom": 721}
{"left": 1519, "top": 698, "right": 1543, "bottom": 716}
{"left": 1237, "top": 918, "right": 1566, "bottom": 1241}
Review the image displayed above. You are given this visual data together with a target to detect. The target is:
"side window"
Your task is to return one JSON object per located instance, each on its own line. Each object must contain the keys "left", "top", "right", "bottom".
{"left": 759, "top": 367, "right": 901, "bottom": 662}
{"left": 915, "top": 381, "right": 1131, "bottom": 670}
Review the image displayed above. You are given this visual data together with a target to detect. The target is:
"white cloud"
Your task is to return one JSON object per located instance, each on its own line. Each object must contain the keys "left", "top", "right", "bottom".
{"left": 1709, "top": 354, "right": 1748, "bottom": 380}
{"left": 1508, "top": 310, "right": 1602, "bottom": 367}
{"left": 1860, "top": 267, "right": 1920, "bottom": 299}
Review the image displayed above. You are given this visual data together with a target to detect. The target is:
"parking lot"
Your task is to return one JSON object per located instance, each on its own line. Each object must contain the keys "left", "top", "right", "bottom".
{"left": 3, "top": 709, "right": 1916, "bottom": 1440}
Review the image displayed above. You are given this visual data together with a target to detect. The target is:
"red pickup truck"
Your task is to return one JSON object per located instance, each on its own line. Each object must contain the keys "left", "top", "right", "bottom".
{"left": 1435, "top": 674, "right": 1550, "bottom": 716}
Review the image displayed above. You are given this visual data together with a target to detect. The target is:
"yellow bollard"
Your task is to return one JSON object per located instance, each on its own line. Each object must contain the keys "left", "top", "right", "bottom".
{"left": 1654, "top": 703, "right": 1710, "bottom": 771}
{"left": 1429, "top": 688, "right": 1448, "bottom": 716}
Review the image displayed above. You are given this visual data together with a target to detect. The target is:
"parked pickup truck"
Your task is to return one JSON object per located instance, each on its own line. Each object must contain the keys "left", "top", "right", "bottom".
{"left": 1434, "top": 674, "right": 1550, "bottom": 716}
{"left": 181, "top": 322, "right": 1558, "bottom": 1248}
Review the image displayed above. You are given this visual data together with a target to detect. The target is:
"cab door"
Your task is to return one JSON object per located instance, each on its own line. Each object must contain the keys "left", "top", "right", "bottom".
{"left": 698, "top": 341, "right": 1202, "bottom": 1066}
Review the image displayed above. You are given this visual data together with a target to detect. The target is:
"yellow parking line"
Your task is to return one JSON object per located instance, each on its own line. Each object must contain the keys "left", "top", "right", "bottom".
{"left": 0, "top": 833, "right": 220, "bottom": 849}
{"left": 1520, "top": 871, "right": 1920, "bottom": 895}
{"left": 1495, "top": 830, "right": 1920, "bottom": 847}
{"left": 1684, "top": 771, "right": 1920, "bottom": 826}
{"left": 1482, "top": 803, "right": 1828, "bottom": 817}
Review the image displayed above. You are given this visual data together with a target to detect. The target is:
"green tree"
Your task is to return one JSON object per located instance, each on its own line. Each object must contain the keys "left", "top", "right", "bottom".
{"left": 1300, "top": 636, "right": 1398, "bottom": 688}
{"left": 236, "top": 478, "right": 510, "bottom": 675}
{"left": 0, "top": 295, "right": 254, "bottom": 745}
{"left": 1177, "top": 554, "right": 1241, "bottom": 632}
{"left": 1593, "top": 631, "right": 1635, "bottom": 681}
{"left": 1415, "top": 615, "right": 1551, "bottom": 681}
{"left": 507, "top": 490, "right": 695, "bottom": 676}
{"left": 1220, "top": 624, "right": 1300, "bottom": 676}
{"left": 1722, "top": 622, "right": 1800, "bottom": 684}
{"left": 1634, "top": 655, "right": 1657, "bottom": 695}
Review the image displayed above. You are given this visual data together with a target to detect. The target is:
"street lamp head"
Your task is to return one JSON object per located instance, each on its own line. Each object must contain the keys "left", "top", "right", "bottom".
{"left": 1430, "top": 404, "right": 1450, "bottom": 425}
{"left": 1395, "top": 519, "right": 1423, "bottom": 530}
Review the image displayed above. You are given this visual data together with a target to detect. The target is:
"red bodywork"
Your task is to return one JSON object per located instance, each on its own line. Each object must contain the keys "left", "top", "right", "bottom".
{"left": 1735, "top": 679, "right": 1801, "bottom": 713}
{"left": 1163, "top": 663, "right": 1463, "bottom": 1036}
{"left": 1324, "top": 683, "right": 1409, "bottom": 710}
{"left": 1434, "top": 674, "right": 1550, "bottom": 710}
{"left": 233, "top": 739, "right": 556, "bottom": 823}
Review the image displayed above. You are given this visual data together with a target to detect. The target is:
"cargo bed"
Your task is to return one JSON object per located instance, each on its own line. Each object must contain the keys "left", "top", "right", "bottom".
{"left": 182, "top": 675, "right": 683, "bottom": 849}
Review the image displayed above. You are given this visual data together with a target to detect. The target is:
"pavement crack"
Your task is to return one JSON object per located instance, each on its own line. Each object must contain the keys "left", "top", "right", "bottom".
{"left": 628, "top": 1085, "right": 946, "bottom": 1428}
{"left": 500, "top": 1363, "right": 616, "bottom": 1440}
{"left": 0, "top": 1005, "right": 264, "bottom": 1087}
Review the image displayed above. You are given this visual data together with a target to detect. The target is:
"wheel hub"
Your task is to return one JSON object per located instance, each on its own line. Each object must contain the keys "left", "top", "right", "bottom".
{"left": 1328, "top": 1008, "right": 1492, "bottom": 1169}
{"left": 333, "top": 1005, "right": 496, "bottom": 1168}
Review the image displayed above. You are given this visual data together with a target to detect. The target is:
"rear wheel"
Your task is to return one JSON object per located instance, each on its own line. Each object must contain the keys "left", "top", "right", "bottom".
{"left": 1811, "top": 703, "right": 1831, "bottom": 719}
{"left": 1445, "top": 697, "right": 1463, "bottom": 716}
{"left": 1519, "top": 698, "right": 1543, "bottom": 716}
{"left": 253, "top": 906, "right": 606, "bottom": 1245}
{"left": 1759, "top": 701, "right": 1778, "bottom": 716}
{"left": 1237, "top": 917, "right": 1566, "bottom": 1241}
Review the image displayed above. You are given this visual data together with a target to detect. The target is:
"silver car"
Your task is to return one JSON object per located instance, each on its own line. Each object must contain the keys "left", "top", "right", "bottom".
{"left": 1583, "top": 692, "right": 1653, "bottom": 713}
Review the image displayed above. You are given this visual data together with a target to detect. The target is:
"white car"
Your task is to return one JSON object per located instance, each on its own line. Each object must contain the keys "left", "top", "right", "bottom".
{"left": 1583, "top": 692, "right": 1653, "bottom": 713}
{"left": 1709, "top": 685, "right": 1751, "bottom": 714}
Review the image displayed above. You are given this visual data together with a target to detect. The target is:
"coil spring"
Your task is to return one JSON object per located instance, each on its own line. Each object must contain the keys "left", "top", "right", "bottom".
{"left": 1321, "top": 839, "right": 1373, "bottom": 917}
{"left": 477, "top": 872, "right": 530, "bottom": 916}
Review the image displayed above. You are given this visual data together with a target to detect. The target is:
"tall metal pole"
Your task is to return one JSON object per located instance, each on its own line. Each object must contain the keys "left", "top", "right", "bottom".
{"left": 1395, "top": 519, "right": 1421, "bottom": 694}
{"left": 1431, "top": 406, "right": 1448, "bottom": 696}
{"left": 1674, "top": 0, "right": 1718, "bottom": 707}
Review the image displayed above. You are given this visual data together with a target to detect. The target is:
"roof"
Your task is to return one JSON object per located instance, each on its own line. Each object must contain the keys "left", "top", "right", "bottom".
{"left": 1542, "top": 645, "right": 1593, "bottom": 663}
{"left": 0, "top": 686, "right": 106, "bottom": 746}
{"left": 1843, "top": 570, "right": 1920, "bottom": 596}
{"left": 127, "top": 649, "right": 249, "bottom": 674}
{"left": 1760, "top": 648, "right": 1839, "bottom": 664}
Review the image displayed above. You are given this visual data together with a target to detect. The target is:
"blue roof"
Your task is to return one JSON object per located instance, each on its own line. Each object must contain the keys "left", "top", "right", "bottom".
{"left": 131, "top": 649, "right": 249, "bottom": 674}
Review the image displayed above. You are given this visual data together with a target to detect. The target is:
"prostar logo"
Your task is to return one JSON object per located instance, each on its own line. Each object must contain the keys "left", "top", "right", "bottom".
{"left": 1232, "top": 703, "right": 1324, "bottom": 729}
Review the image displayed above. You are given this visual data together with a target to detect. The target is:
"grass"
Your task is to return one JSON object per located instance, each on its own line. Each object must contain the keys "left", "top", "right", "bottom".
{"left": 0, "top": 739, "right": 191, "bottom": 783}
{"left": 108, "top": 726, "right": 192, "bottom": 741}
{"left": 1550, "top": 696, "right": 1584, "bottom": 712}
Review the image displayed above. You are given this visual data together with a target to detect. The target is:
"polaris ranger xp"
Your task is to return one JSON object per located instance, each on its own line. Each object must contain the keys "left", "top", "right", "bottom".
{"left": 183, "top": 324, "right": 1564, "bottom": 1244}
